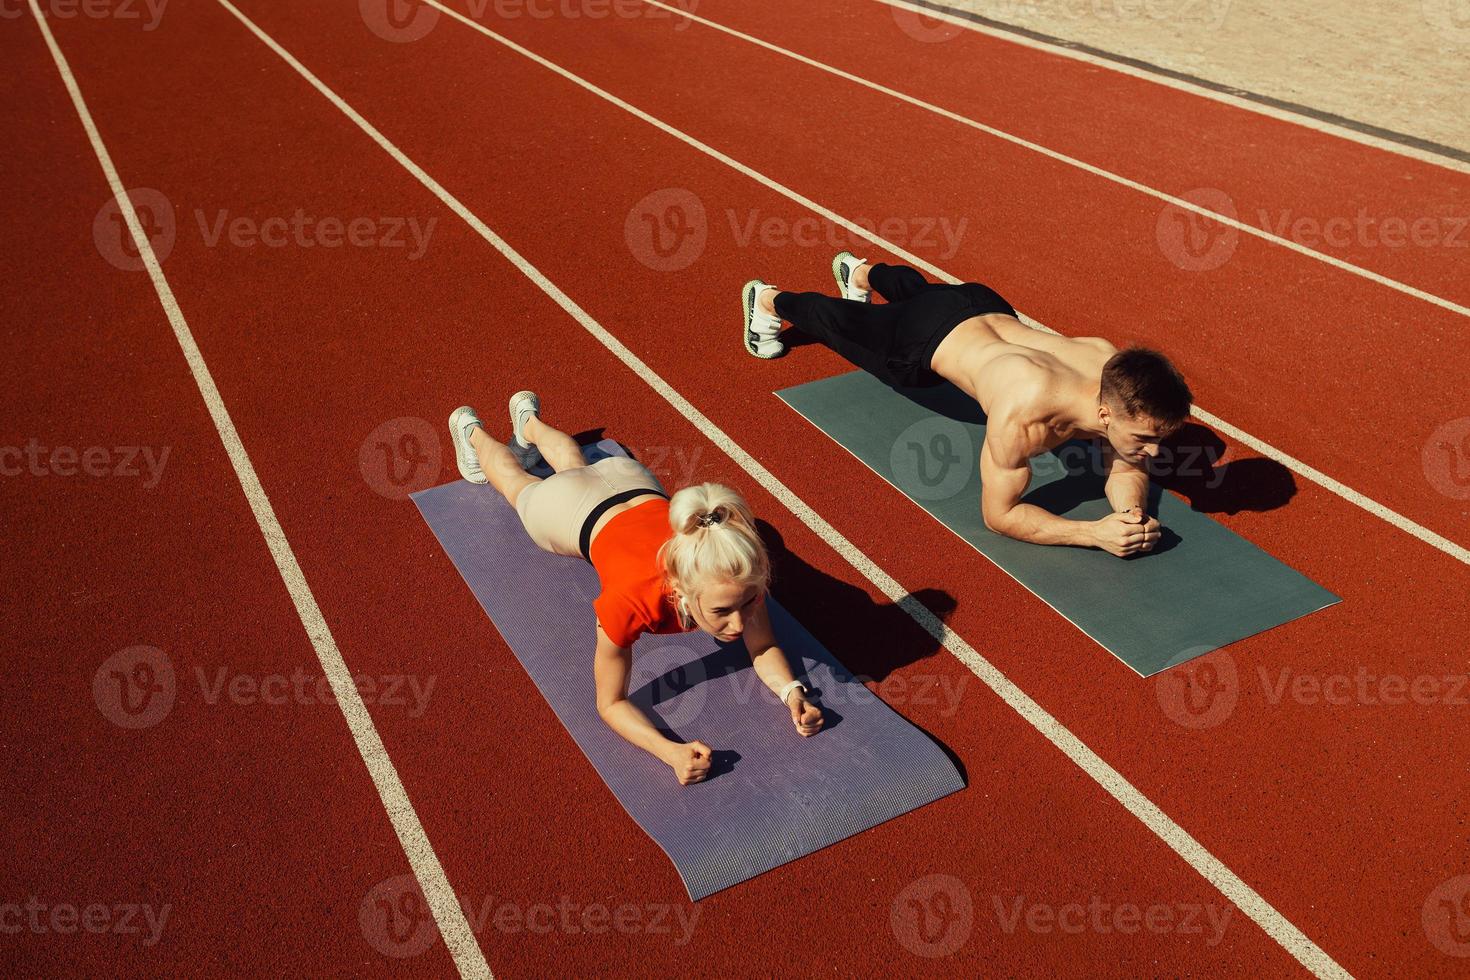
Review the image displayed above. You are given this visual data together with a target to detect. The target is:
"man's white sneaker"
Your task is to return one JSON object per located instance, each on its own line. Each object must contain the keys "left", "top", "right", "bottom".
{"left": 832, "top": 251, "right": 870, "bottom": 303}
{"left": 448, "top": 406, "right": 487, "bottom": 484}
{"left": 742, "top": 279, "right": 784, "bottom": 359}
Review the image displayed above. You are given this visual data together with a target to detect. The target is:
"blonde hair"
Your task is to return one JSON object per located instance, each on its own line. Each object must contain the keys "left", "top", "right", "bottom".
{"left": 659, "top": 483, "right": 770, "bottom": 602}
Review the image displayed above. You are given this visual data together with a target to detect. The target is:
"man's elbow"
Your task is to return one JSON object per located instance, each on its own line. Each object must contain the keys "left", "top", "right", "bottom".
{"left": 982, "top": 507, "right": 1011, "bottom": 535}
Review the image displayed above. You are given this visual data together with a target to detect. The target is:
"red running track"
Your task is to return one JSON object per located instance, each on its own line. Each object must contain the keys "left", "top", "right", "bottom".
{"left": 6, "top": 0, "right": 1469, "bottom": 976}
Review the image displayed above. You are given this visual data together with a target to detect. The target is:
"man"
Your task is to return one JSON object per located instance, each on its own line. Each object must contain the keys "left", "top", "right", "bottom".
{"left": 742, "top": 253, "right": 1192, "bottom": 558}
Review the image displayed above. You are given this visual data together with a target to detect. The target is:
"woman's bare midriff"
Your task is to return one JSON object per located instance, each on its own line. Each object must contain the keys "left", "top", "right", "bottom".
{"left": 585, "top": 492, "right": 666, "bottom": 553}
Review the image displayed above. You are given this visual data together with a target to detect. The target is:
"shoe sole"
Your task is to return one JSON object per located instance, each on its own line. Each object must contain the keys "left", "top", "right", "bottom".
{"left": 832, "top": 251, "right": 868, "bottom": 303}
{"left": 447, "top": 406, "right": 488, "bottom": 484}
{"left": 831, "top": 252, "right": 849, "bottom": 297}
{"left": 742, "top": 279, "right": 782, "bottom": 360}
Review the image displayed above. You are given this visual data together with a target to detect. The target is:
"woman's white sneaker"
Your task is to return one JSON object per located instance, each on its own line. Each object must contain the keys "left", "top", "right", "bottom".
{"left": 742, "top": 279, "right": 784, "bottom": 359}
{"left": 448, "top": 406, "right": 487, "bottom": 484}
{"left": 832, "top": 251, "right": 870, "bottom": 303}
{"left": 507, "top": 390, "right": 543, "bottom": 468}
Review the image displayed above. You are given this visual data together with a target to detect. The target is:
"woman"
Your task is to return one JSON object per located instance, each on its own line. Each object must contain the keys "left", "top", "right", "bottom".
{"left": 449, "top": 391, "right": 824, "bottom": 786}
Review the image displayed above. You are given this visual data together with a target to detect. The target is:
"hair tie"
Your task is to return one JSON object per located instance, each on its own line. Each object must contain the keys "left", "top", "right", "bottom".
{"left": 696, "top": 511, "right": 724, "bottom": 529}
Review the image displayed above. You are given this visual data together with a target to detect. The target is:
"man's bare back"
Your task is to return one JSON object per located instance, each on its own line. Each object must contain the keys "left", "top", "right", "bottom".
{"left": 931, "top": 314, "right": 1173, "bottom": 557}
{"left": 931, "top": 314, "right": 1118, "bottom": 449}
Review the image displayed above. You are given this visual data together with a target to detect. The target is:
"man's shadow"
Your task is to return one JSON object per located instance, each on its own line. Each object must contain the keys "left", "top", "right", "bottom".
{"left": 1150, "top": 424, "right": 1297, "bottom": 515}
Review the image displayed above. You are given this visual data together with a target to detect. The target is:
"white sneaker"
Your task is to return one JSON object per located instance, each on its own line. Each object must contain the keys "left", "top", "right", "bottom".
{"left": 448, "top": 406, "right": 487, "bottom": 484}
{"left": 742, "top": 279, "right": 784, "bottom": 359}
{"left": 832, "top": 251, "right": 870, "bottom": 303}
{"left": 507, "top": 390, "right": 543, "bottom": 468}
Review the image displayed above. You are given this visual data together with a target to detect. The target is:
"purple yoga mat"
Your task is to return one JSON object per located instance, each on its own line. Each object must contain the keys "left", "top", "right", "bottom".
{"left": 411, "top": 441, "right": 964, "bottom": 900}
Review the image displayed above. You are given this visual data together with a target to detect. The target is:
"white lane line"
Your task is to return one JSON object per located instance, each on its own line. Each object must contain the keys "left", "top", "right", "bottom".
{"left": 25, "top": 5, "right": 492, "bottom": 977}
{"left": 1190, "top": 405, "right": 1470, "bottom": 565}
{"left": 636, "top": 0, "right": 1469, "bottom": 319}
{"left": 877, "top": 0, "right": 1470, "bottom": 175}
{"left": 430, "top": 0, "right": 1470, "bottom": 569}
{"left": 209, "top": 2, "right": 1350, "bottom": 975}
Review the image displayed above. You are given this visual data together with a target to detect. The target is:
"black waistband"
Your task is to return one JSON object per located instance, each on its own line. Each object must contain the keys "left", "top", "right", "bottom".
{"left": 579, "top": 489, "right": 668, "bottom": 562}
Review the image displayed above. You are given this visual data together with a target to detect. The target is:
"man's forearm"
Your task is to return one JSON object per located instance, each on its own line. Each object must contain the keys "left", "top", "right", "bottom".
{"left": 989, "top": 502, "right": 1095, "bottom": 548}
{"left": 1105, "top": 471, "right": 1150, "bottom": 513}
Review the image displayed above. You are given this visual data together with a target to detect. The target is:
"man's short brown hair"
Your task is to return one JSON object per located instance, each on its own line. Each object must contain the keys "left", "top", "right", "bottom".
{"left": 1099, "top": 348, "right": 1192, "bottom": 428}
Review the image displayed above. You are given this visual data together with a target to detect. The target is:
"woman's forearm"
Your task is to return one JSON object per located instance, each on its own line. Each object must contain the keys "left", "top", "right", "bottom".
{"left": 749, "top": 645, "right": 800, "bottom": 697}
{"left": 598, "top": 699, "right": 674, "bottom": 760}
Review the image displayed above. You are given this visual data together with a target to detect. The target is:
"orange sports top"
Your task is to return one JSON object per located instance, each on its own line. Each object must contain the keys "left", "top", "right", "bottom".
{"left": 589, "top": 499, "right": 693, "bottom": 648}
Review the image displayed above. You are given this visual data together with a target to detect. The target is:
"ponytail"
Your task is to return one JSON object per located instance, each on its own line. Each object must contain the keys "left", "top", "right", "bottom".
{"left": 659, "top": 483, "right": 770, "bottom": 601}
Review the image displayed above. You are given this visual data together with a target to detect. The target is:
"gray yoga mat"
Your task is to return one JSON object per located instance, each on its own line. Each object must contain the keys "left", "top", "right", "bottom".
{"left": 776, "top": 372, "right": 1339, "bottom": 676}
{"left": 411, "top": 440, "right": 964, "bottom": 901}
